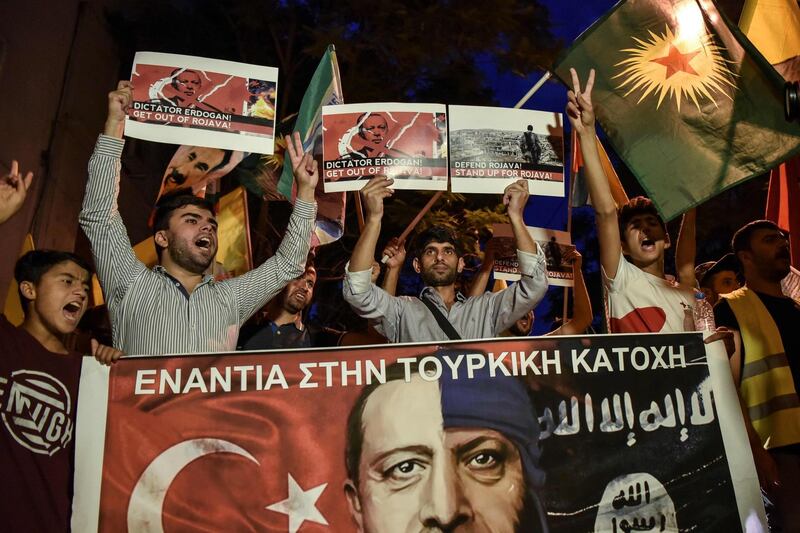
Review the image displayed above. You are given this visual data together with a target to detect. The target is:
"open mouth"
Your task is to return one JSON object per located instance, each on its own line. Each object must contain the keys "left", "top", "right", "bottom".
{"left": 63, "top": 301, "right": 83, "bottom": 322}
{"left": 641, "top": 238, "right": 656, "bottom": 252}
{"left": 195, "top": 236, "right": 213, "bottom": 251}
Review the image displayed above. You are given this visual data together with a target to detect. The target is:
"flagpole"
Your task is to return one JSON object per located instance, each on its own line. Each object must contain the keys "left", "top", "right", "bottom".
{"left": 381, "top": 191, "right": 444, "bottom": 263}
{"left": 514, "top": 70, "right": 563, "bottom": 322}
{"left": 514, "top": 71, "right": 552, "bottom": 109}
{"left": 563, "top": 133, "right": 578, "bottom": 326}
{"left": 353, "top": 191, "right": 365, "bottom": 231}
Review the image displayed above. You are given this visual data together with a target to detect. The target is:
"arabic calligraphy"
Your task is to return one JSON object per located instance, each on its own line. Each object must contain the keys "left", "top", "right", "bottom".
{"left": 538, "top": 379, "right": 715, "bottom": 446}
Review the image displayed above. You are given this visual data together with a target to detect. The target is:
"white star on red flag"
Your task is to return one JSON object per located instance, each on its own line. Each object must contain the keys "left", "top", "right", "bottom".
{"left": 265, "top": 473, "right": 328, "bottom": 533}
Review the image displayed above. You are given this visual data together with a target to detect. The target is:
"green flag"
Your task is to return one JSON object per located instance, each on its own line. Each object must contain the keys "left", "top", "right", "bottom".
{"left": 279, "top": 45, "right": 343, "bottom": 198}
{"left": 554, "top": 0, "right": 800, "bottom": 220}
{"left": 279, "top": 45, "right": 345, "bottom": 245}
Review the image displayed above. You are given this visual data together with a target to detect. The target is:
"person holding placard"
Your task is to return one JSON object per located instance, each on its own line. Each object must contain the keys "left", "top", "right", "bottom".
{"left": 342, "top": 175, "right": 548, "bottom": 343}
{"left": 79, "top": 81, "right": 317, "bottom": 356}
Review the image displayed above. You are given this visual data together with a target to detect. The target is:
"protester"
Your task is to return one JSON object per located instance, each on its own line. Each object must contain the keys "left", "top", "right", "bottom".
{"left": 566, "top": 68, "right": 696, "bottom": 333}
{"left": 1, "top": 250, "right": 122, "bottom": 530}
{"left": 342, "top": 175, "right": 547, "bottom": 343}
{"left": 79, "top": 80, "right": 317, "bottom": 355}
{"left": 237, "top": 264, "right": 323, "bottom": 350}
{"left": 0, "top": 160, "right": 34, "bottom": 223}
{"left": 470, "top": 241, "right": 592, "bottom": 336}
{"left": 696, "top": 253, "right": 740, "bottom": 306}
{"left": 714, "top": 220, "right": 800, "bottom": 532}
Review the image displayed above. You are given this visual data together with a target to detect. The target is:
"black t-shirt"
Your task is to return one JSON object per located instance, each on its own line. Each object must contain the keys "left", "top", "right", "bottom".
{"left": 0, "top": 315, "right": 83, "bottom": 532}
{"left": 237, "top": 320, "right": 342, "bottom": 351}
{"left": 714, "top": 291, "right": 800, "bottom": 393}
{"left": 238, "top": 320, "right": 313, "bottom": 351}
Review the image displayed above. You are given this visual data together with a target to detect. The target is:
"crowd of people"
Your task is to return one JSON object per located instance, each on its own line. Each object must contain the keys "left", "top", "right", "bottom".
{"left": 0, "top": 68, "right": 797, "bottom": 531}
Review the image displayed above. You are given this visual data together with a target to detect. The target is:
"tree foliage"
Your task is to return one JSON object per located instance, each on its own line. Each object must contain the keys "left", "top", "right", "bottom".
{"left": 108, "top": 0, "right": 560, "bottom": 116}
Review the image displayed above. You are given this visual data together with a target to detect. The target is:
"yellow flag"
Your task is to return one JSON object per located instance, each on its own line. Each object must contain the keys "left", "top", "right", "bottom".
{"left": 214, "top": 186, "right": 252, "bottom": 279}
{"left": 740, "top": 0, "right": 800, "bottom": 64}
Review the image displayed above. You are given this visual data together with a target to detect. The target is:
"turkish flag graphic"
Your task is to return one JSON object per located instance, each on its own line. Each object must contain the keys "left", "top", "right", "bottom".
{"left": 95, "top": 347, "right": 422, "bottom": 532}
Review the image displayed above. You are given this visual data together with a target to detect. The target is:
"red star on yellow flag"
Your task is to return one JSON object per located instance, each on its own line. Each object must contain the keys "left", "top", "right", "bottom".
{"left": 651, "top": 44, "right": 700, "bottom": 78}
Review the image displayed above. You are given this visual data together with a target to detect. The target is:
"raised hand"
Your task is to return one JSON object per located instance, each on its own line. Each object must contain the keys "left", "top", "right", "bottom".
{"left": 360, "top": 176, "right": 394, "bottom": 223}
{"left": 564, "top": 248, "right": 583, "bottom": 269}
{"left": 91, "top": 338, "right": 124, "bottom": 366}
{"left": 285, "top": 132, "right": 319, "bottom": 202}
{"left": 566, "top": 67, "right": 596, "bottom": 136}
{"left": 382, "top": 237, "right": 406, "bottom": 269}
{"left": 0, "top": 160, "right": 34, "bottom": 223}
{"left": 105, "top": 80, "right": 133, "bottom": 138}
{"left": 503, "top": 179, "right": 530, "bottom": 219}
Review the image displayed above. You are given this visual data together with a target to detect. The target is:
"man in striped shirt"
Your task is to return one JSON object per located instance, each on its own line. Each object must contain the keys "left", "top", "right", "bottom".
{"left": 80, "top": 81, "right": 317, "bottom": 356}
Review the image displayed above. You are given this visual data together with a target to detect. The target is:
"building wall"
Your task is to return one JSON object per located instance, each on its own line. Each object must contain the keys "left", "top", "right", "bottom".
{"left": 0, "top": 0, "right": 120, "bottom": 299}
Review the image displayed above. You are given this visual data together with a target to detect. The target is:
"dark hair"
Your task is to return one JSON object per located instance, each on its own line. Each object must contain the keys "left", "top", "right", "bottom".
{"left": 211, "top": 149, "right": 233, "bottom": 173}
{"left": 617, "top": 196, "right": 665, "bottom": 239}
{"left": 152, "top": 190, "right": 216, "bottom": 260}
{"left": 345, "top": 361, "right": 417, "bottom": 484}
{"left": 412, "top": 225, "right": 462, "bottom": 259}
{"left": 732, "top": 220, "right": 784, "bottom": 254}
{"left": 14, "top": 250, "right": 91, "bottom": 313}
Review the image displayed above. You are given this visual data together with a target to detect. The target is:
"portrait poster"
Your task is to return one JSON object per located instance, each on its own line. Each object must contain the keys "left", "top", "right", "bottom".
{"left": 449, "top": 105, "right": 565, "bottom": 196}
{"left": 492, "top": 223, "right": 575, "bottom": 286}
{"left": 125, "top": 52, "right": 278, "bottom": 154}
{"left": 155, "top": 145, "right": 245, "bottom": 203}
{"left": 72, "top": 334, "right": 764, "bottom": 532}
{"left": 321, "top": 103, "right": 448, "bottom": 192}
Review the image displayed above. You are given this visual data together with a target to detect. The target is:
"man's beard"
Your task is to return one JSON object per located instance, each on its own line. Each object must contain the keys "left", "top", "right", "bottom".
{"left": 421, "top": 264, "right": 457, "bottom": 287}
{"left": 759, "top": 249, "right": 791, "bottom": 282}
{"left": 168, "top": 238, "right": 214, "bottom": 274}
{"left": 282, "top": 292, "right": 307, "bottom": 314}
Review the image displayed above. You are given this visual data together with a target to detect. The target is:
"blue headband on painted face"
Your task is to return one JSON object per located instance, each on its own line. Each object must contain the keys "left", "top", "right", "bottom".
{"left": 437, "top": 349, "right": 546, "bottom": 489}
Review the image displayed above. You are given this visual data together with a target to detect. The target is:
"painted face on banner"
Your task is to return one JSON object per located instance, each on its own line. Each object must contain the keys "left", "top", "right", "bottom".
{"left": 359, "top": 114, "right": 389, "bottom": 144}
{"left": 162, "top": 147, "right": 227, "bottom": 194}
{"left": 346, "top": 376, "right": 528, "bottom": 532}
{"left": 171, "top": 69, "right": 202, "bottom": 101}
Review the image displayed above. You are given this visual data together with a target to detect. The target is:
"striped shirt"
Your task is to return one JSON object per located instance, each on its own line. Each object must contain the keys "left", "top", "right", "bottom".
{"left": 343, "top": 248, "right": 548, "bottom": 343}
{"left": 79, "top": 135, "right": 316, "bottom": 356}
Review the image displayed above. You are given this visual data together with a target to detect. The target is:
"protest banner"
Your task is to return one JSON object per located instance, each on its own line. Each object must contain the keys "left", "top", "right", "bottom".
{"left": 321, "top": 103, "right": 448, "bottom": 192}
{"left": 125, "top": 52, "right": 278, "bottom": 154}
{"left": 72, "top": 334, "right": 764, "bottom": 532}
{"left": 492, "top": 223, "right": 575, "bottom": 286}
{"left": 449, "top": 105, "right": 565, "bottom": 196}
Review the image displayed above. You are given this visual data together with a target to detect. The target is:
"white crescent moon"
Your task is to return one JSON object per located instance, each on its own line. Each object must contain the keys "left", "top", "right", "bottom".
{"left": 126, "top": 438, "right": 259, "bottom": 532}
